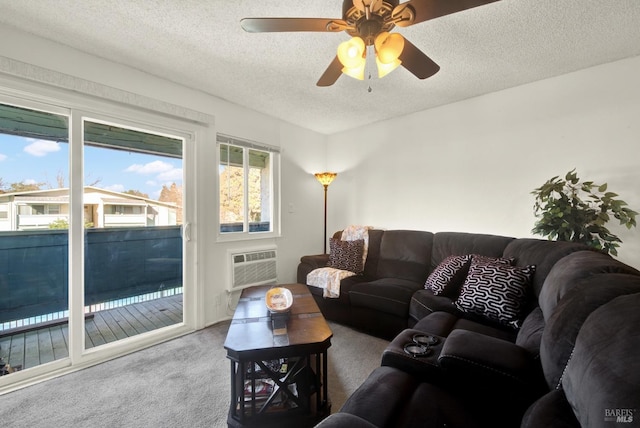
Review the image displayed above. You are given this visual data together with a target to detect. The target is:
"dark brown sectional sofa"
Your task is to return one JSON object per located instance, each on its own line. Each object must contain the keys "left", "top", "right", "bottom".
{"left": 297, "top": 229, "right": 640, "bottom": 427}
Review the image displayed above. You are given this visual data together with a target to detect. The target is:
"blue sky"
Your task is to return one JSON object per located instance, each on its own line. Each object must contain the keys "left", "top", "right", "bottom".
{"left": 0, "top": 134, "right": 182, "bottom": 199}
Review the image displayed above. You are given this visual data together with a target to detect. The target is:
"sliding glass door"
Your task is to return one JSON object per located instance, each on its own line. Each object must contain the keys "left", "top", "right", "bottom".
{"left": 82, "top": 119, "right": 185, "bottom": 349}
{"left": 1, "top": 92, "right": 195, "bottom": 384}
{"left": 0, "top": 100, "right": 71, "bottom": 373}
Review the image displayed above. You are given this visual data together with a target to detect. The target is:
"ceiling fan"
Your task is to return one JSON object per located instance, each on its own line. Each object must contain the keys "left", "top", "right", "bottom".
{"left": 241, "top": 0, "right": 500, "bottom": 87}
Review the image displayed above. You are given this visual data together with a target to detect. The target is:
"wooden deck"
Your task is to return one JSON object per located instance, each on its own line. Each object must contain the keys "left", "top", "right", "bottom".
{"left": 0, "top": 294, "right": 183, "bottom": 372}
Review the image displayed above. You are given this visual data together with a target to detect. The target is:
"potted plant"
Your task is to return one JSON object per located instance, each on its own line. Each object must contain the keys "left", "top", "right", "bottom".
{"left": 531, "top": 169, "right": 638, "bottom": 256}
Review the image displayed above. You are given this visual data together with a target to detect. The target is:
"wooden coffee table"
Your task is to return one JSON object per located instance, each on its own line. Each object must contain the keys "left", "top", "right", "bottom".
{"left": 224, "top": 283, "right": 333, "bottom": 428}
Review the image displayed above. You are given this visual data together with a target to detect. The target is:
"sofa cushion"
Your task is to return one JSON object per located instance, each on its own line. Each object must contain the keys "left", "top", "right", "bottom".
{"left": 539, "top": 273, "right": 640, "bottom": 390}
{"left": 438, "top": 330, "right": 543, "bottom": 391}
{"left": 339, "top": 366, "right": 480, "bottom": 428}
{"left": 413, "top": 311, "right": 517, "bottom": 342}
{"left": 502, "top": 239, "right": 589, "bottom": 298}
{"left": 455, "top": 260, "right": 536, "bottom": 329}
{"left": 562, "top": 293, "right": 640, "bottom": 427}
{"left": 350, "top": 278, "right": 423, "bottom": 318}
{"left": 424, "top": 254, "right": 472, "bottom": 297}
{"left": 409, "top": 289, "right": 458, "bottom": 323}
{"left": 430, "top": 232, "right": 515, "bottom": 269}
{"left": 338, "top": 366, "right": 421, "bottom": 427}
{"left": 538, "top": 250, "right": 640, "bottom": 321}
{"left": 521, "top": 390, "right": 581, "bottom": 428}
{"left": 375, "top": 230, "right": 434, "bottom": 283}
{"left": 329, "top": 238, "right": 365, "bottom": 273}
{"left": 515, "top": 306, "right": 545, "bottom": 357}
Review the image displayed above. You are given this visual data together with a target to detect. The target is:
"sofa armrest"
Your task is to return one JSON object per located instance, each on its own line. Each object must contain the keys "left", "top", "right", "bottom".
{"left": 301, "top": 254, "right": 330, "bottom": 268}
{"left": 438, "top": 329, "right": 539, "bottom": 388}
{"left": 297, "top": 254, "right": 330, "bottom": 284}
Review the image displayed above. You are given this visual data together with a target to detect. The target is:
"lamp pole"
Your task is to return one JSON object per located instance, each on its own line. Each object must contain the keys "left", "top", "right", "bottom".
{"left": 314, "top": 172, "right": 337, "bottom": 254}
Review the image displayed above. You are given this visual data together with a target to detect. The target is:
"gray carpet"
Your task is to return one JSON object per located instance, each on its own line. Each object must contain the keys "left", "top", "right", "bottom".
{"left": 0, "top": 321, "right": 389, "bottom": 428}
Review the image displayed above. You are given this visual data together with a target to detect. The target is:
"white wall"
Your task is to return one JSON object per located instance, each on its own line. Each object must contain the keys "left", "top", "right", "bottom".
{"left": 327, "top": 55, "right": 640, "bottom": 269}
{"left": 0, "top": 26, "right": 327, "bottom": 326}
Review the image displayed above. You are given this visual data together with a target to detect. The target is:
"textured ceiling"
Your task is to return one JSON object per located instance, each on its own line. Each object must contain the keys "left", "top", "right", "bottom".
{"left": 1, "top": 0, "right": 640, "bottom": 135}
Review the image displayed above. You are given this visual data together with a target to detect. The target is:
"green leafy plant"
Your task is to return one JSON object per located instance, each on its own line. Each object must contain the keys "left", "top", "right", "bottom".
{"left": 531, "top": 169, "right": 638, "bottom": 256}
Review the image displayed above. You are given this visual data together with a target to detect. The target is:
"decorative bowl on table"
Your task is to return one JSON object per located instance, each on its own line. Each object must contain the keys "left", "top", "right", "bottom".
{"left": 265, "top": 287, "right": 293, "bottom": 313}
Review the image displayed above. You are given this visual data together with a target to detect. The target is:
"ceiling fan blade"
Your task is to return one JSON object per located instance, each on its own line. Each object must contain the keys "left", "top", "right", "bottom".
{"left": 393, "top": 0, "right": 500, "bottom": 27}
{"left": 317, "top": 56, "right": 343, "bottom": 87}
{"left": 399, "top": 38, "right": 440, "bottom": 79}
{"left": 240, "top": 17, "right": 348, "bottom": 33}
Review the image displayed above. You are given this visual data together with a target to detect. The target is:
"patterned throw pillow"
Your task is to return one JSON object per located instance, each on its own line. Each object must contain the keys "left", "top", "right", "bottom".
{"left": 329, "top": 239, "right": 365, "bottom": 274}
{"left": 471, "top": 254, "right": 515, "bottom": 265}
{"left": 425, "top": 255, "right": 472, "bottom": 297}
{"left": 455, "top": 259, "right": 536, "bottom": 329}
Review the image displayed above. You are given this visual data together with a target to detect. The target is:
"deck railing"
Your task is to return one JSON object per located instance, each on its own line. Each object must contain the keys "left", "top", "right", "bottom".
{"left": 0, "top": 226, "right": 182, "bottom": 327}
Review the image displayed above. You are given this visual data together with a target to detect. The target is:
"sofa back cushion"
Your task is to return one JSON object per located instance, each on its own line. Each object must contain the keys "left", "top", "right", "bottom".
{"left": 431, "top": 232, "right": 514, "bottom": 269}
{"left": 562, "top": 292, "right": 640, "bottom": 426}
{"left": 539, "top": 273, "right": 640, "bottom": 390}
{"left": 375, "top": 230, "right": 434, "bottom": 283}
{"left": 502, "top": 239, "right": 589, "bottom": 298}
{"left": 538, "top": 250, "right": 640, "bottom": 321}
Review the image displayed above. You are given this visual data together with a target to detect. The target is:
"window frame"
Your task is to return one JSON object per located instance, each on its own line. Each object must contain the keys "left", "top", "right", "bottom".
{"left": 216, "top": 134, "right": 280, "bottom": 242}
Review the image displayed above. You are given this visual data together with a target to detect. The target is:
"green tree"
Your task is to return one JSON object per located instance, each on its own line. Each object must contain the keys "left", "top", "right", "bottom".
{"left": 7, "top": 181, "right": 45, "bottom": 192}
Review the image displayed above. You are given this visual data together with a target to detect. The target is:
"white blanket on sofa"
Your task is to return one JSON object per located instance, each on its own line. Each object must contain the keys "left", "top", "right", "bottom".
{"left": 307, "top": 225, "right": 372, "bottom": 298}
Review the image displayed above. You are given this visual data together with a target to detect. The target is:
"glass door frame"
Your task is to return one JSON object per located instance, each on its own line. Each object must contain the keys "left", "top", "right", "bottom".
{"left": 0, "top": 79, "right": 206, "bottom": 390}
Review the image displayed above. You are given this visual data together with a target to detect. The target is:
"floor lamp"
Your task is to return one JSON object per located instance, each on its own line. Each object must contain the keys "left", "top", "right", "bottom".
{"left": 314, "top": 172, "right": 337, "bottom": 254}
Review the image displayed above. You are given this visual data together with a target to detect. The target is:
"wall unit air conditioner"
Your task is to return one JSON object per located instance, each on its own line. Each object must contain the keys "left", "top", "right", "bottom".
{"left": 228, "top": 248, "right": 277, "bottom": 292}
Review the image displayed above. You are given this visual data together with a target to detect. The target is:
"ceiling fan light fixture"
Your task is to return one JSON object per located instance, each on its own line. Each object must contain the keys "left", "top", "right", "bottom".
{"left": 337, "top": 36, "right": 367, "bottom": 80}
{"left": 341, "top": 60, "right": 366, "bottom": 80}
{"left": 376, "top": 56, "right": 401, "bottom": 78}
{"left": 337, "top": 36, "right": 366, "bottom": 68}
{"left": 374, "top": 32, "right": 404, "bottom": 64}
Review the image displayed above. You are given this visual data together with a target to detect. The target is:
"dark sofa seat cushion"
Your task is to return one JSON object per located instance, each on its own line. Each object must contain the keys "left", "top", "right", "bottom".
{"left": 409, "top": 289, "right": 458, "bottom": 323}
{"left": 350, "top": 278, "right": 423, "bottom": 318}
{"left": 413, "top": 311, "right": 517, "bottom": 342}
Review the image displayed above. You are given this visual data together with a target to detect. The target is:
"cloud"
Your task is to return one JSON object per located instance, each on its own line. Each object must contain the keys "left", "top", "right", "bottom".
{"left": 125, "top": 160, "right": 173, "bottom": 175}
{"left": 24, "top": 139, "right": 61, "bottom": 157}
{"left": 157, "top": 168, "right": 183, "bottom": 182}
{"left": 0, "top": 153, "right": 6, "bottom": 161}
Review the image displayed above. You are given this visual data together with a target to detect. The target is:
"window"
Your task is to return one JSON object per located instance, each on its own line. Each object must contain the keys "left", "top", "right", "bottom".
{"left": 106, "top": 205, "right": 144, "bottom": 215}
{"left": 47, "top": 204, "right": 60, "bottom": 215}
{"left": 218, "top": 135, "right": 279, "bottom": 236}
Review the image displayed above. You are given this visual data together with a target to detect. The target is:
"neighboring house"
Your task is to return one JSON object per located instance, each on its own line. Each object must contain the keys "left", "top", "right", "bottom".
{"left": 0, "top": 186, "right": 178, "bottom": 231}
